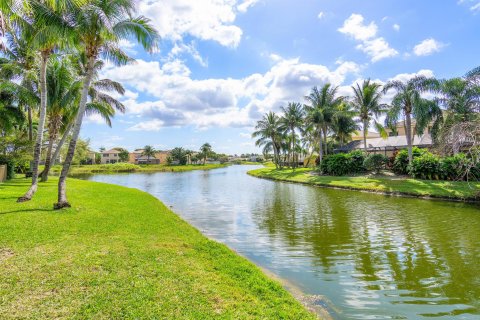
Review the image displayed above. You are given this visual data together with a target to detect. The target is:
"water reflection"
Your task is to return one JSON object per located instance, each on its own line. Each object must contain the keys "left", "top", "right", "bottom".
{"left": 84, "top": 165, "right": 480, "bottom": 319}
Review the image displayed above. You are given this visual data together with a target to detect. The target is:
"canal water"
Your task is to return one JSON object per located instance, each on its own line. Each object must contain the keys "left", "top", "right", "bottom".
{"left": 83, "top": 165, "right": 480, "bottom": 319}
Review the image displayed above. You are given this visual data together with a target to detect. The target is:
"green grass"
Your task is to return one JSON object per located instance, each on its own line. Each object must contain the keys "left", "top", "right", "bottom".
{"left": 47, "top": 163, "right": 229, "bottom": 175}
{"left": 248, "top": 167, "right": 480, "bottom": 201}
{"left": 0, "top": 178, "right": 315, "bottom": 319}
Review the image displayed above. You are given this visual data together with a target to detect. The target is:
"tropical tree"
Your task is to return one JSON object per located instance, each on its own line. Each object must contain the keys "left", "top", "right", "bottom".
{"left": 383, "top": 76, "right": 439, "bottom": 163}
{"left": 304, "top": 84, "right": 345, "bottom": 164}
{"left": 351, "top": 79, "right": 387, "bottom": 153}
{"left": 332, "top": 102, "right": 360, "bottom": 146}
{"left": 280, "top": 102, "right": 304, "bottom": 167}
{"left": 117, "top": 148, "right": 129, "bottom": 162}
{"left": 55, "top": 0, "right": 158, "bottom": 209}
{"left": 14, "top": 1, "right": 77, "bottom": 202}
{"left": 142, "top": 145, "right": 156, "bottom": 164}
{"left": 170, "top": 147, "right": 187, "bottom": 165}
{"left": 252, "top": 112, "right": 282, "bottom": 168}
{"left": 200, "top": 143, "right": 212, "bottom": 165}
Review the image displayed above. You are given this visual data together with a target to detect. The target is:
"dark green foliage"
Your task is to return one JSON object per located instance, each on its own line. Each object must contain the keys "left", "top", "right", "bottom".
{"left": 364, "top": 154, "right": 388, "bottom": 174}
{"left": 440, "top": 153, "right": 470, "bottom": 180}
{"left": 392, "top": 147, "right": 426, "bottom": 174}
{"left": 320, "top": 151, "right": 366, "bottom": 176}
{"left": 408, "top": 152, "right": 441, "bottom": 180}
{"left": 170, "top": 147, "right": 188, "bottom": 165}
{"left": 0, "top": 155, "right": 15, "bottom": 180}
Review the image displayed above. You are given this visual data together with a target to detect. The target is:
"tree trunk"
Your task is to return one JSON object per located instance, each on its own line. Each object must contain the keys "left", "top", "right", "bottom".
{"left": 27, "top": 105, "right": 33, "bottom": 142}
{"left": 323, "top": 126, "right": 328, "bottom": 155}
{"left": 405, "top": 112, "right": 413, "bottom": 164}
{"left": 291, "top": 128, "right": 295, "bottom": 168}
{"left": 363, "top": 120, "right": 368, "bottom": 153}
{"left": 18, "top": 51, "right": 49, "bottom": 202}
{"left": 50, "top": 122, "right": 73, "bottom": 166}
{"left": 41, "top": 117, "right": 60, "bottom": 182}
{"left": 55, "top": 55, "right": 96, "bottom": 209}
{"left": 318, "top": 127, "right": 323, "bottom": 165}
{"left": 272, "top": 138, "right": 279, "bottom": 169}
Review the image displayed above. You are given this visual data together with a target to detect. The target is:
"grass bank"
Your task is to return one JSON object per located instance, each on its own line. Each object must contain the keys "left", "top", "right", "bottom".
{"left": 47, "top": 163, "right": 229, "bottom": 175}
{"left": 0, "top": 178, "right": 315, "bottom": 319}
{"left": 248, "top": 167, "right": 480, "bottom": 201}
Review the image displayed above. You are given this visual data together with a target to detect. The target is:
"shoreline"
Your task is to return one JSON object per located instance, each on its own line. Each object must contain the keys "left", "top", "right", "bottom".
{"left": 0, "top": 177, "right": 317, "bottom": 319}
{"left": 248, "top": 167, "right": 480, "bottom": 203}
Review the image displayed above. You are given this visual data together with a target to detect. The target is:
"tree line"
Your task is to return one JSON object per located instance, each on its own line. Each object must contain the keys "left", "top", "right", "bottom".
{"left": 0, "top": 0, "right": 159, "bottom": 208}
{"left": 253, "top": 70, "right": 480, "bottom": 170}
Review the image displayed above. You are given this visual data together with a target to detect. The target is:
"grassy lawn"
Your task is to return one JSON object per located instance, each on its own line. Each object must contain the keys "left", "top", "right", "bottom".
{"left": 248, "top": 167, "right": 480, "bottom": 201}
{"left": 47, "top": 163, "right": 229, "bottom": 175}
{"left": 0, "top": 178, "right": 315, "bottom": 319}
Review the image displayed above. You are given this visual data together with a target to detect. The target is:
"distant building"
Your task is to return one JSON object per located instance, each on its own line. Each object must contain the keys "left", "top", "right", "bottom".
{"left": 100, "top": 148, "right": 121, "bottom": 164}
{"left": 128, "top": 149, "right": 170, "bottom": 165}
{"left": 336, "top": 120, "right": 433, "bottom": 156}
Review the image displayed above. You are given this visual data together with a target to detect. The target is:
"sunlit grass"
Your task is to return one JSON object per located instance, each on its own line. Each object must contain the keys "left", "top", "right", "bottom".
{"left": 248, "top": 167, "right": 480, "bottom": 201}
{"left": 0, "top": 178, "right": 314, "bottom": 319}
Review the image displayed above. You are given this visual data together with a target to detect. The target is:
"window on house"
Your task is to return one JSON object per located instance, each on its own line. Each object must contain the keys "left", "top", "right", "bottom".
{"left": 103, "top": 154, "right": 109, "bottom": 157}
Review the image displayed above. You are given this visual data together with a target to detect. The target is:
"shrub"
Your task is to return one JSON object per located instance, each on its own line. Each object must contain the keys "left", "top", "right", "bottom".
{"left": 408, "top": 152, "right": 441, "bottom": 180}
{"left": 363, "top": 154, "right": 388, "bottom": 174}
{"left": 392, "top": 147, "right": 427, "bottom": 174}
{"left": 93, "top": 163, "right": 140, "bottom": 173}
{"left": 0, "top": 155, "right": 15, "bottom": 180}
{"left": 319, "top": 151, "right": 366, "bottom": 176}
{"left": 439, "top": 153, "right": 471, "bottom": 180}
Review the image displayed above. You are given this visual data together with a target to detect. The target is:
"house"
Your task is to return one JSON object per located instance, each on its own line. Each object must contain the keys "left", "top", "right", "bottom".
{"left": 336, "top": 120, "right": 434, "bottom": 157}
{"left": 128, "top": 149, "right": 170, "bottom": 165}
{"left": 100, "top": 148, "right": 121, "bottom": 164}
{"left": 351, "top": 131, "right": 381, "bottom": 141}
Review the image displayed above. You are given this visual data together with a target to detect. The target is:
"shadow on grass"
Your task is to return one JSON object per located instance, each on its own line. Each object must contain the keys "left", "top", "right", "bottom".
{"left": 0, "top": 208, "right": 53, "bottom": 215}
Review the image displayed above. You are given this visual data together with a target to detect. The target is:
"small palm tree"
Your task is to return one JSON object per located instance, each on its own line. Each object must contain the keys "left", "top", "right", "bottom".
{"left": 280, "top": 102, "right": 304, "bottom": 168}
{"left": 252, "top": 112, "right": 282, "bottom": 168}
{"left": 142, "top": 145, "right": 156, "bottom": 164}
{"left": 304, "top": 84, "right": 345, "bottom": 164}
{"left": 200, "top": 143, "right": 212, "bottom": 165}
{"left": 55, "top": 0, "right": 158, "bottom": 209}
{"left": 332, "top": 102, "right": 360, "bottom": 146}
{"left": 351, "top": 79, "right": 387, "bottom": 153}
{"left": 383, "top": 76, "right": 439, "bottom": 163}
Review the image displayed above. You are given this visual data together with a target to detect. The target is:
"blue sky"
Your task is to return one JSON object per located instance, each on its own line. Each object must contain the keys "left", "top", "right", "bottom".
{"left": 82, "top": 0, "right": 480, "bottom": 154}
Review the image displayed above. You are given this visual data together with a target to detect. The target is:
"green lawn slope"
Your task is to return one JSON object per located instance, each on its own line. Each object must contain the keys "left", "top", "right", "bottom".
{"left": 0, "top": 178, "right": 315, "bottom": 319}
{"left": 248, "top": 167, "right": 480, "bottom": 201}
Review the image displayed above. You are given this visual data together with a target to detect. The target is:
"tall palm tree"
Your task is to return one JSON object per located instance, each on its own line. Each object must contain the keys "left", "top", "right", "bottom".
{"left": 40, "top": 55, "right": 126, "bottom": 181}
{"left": 55, "top": 0, "right": 158, "bottom": 209}
{"left": 383, "top": 76, "right": 439, "bottom": 163}
{"left": 280, "top": 102, "right": 304, "bottom": 167}
{"left": 351, "top": 79, "right": 387, "bottom": 153}
{"left": 200, "top": 143, "right": 212, "bottom": 165}
{"left": 15, "top": 1, "right": 77, "bottom": 202}
{"left": 252, "top": 112, "right": 282, "bottom": 168}
{"left": 142, "top": 145, "right": 156, "bottom": 164}
{"left": 304, "top": 84, "right": 345, "bottom": 164}
{"left": 332, "top": 102, "right": 359, "bottom": 146}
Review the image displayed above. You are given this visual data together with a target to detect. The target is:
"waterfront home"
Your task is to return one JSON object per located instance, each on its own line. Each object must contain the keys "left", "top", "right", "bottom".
{"left": 128, "top": 149, "right": 170, "bottom": 165}
{"left": 100, "top": 148, "right": 121, "bottom": 164}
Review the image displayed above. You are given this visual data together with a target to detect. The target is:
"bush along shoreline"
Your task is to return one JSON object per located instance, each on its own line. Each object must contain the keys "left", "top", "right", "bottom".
{"left": 249, "top": 148, "right": 480, "bottom": 202}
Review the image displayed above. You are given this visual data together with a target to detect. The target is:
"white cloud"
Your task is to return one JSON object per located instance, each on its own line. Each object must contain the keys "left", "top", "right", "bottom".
{"left": 317, "top": 11, "right": 324, "bottom": 19}
{"left": 458, "top": 0, "right": 480, "bottom": 12}
{"left": 413, "top": 38, "right": 446, "bottom": 56}
{"left": 393, "top": 24, "right": 400, "bottom": 31}
{"left": 338, "top": 14, "right": 377, "bottom": 41}
{"left": 102, "top": 58, "right": 360, "bottom": 131}
{"left": 138, "top": 0, "right": 256, "bottom": 48}
{"left": 338, "top": 14, "right": 398, "bottom": 62}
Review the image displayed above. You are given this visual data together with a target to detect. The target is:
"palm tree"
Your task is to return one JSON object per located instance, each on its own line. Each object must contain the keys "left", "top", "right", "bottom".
{"left": 141, "top": 145, "right": 156, "bottom": 164}
{"left": 383, "top": 76, "right": 439, "bottom": 163}
{"left": 351, "top": 79, "right": 387, "bottom": 153}
{"left": 332, "top": 102, "right": 360, "bottom": 146}
{"left": 304, "top": 84, "right": 345, "bottom": 164}
{"left": 200, "top": 143, "right": 212, "bottom": 165}
{"left": 55, "top": 0, "right": 158, "bottom": 209}
{"left": 40, "top": 55, "right": 126, "bottom": 181}
{"left": 280, "top": 102, "right": 304, "bottom": 167}
{"left": 252, "top": 112, "right": 282, "bottom": 168}
{"left": 15, "top": 1, "right": 77, "bottom": 202}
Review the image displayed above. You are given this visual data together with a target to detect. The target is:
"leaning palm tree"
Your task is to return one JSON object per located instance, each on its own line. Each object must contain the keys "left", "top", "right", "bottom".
{"left": 55, "top": 0, "right": 158, "bottom": 209}
{"left": 200, "top": 143, "right": 212, "bottom": 165}
{"left": 304, "top": 84, "right": 345, "bottom": 164}
{"left": 142, "top": 145, "right": 156, "bottom": 164}
{"left": 383, "top": 76, "right": 439, "bottom": 164}
{"left": 280, "top": 102, "right": 304, "bottom": 168}
{"left": 252, "top": 112, "right": 282, "bottom": 168}
{"left": 16, "top": 1, "right": 77, "bottom": 202}
{"left": 351, "top": 79, "right": 387, "bottom": 153}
